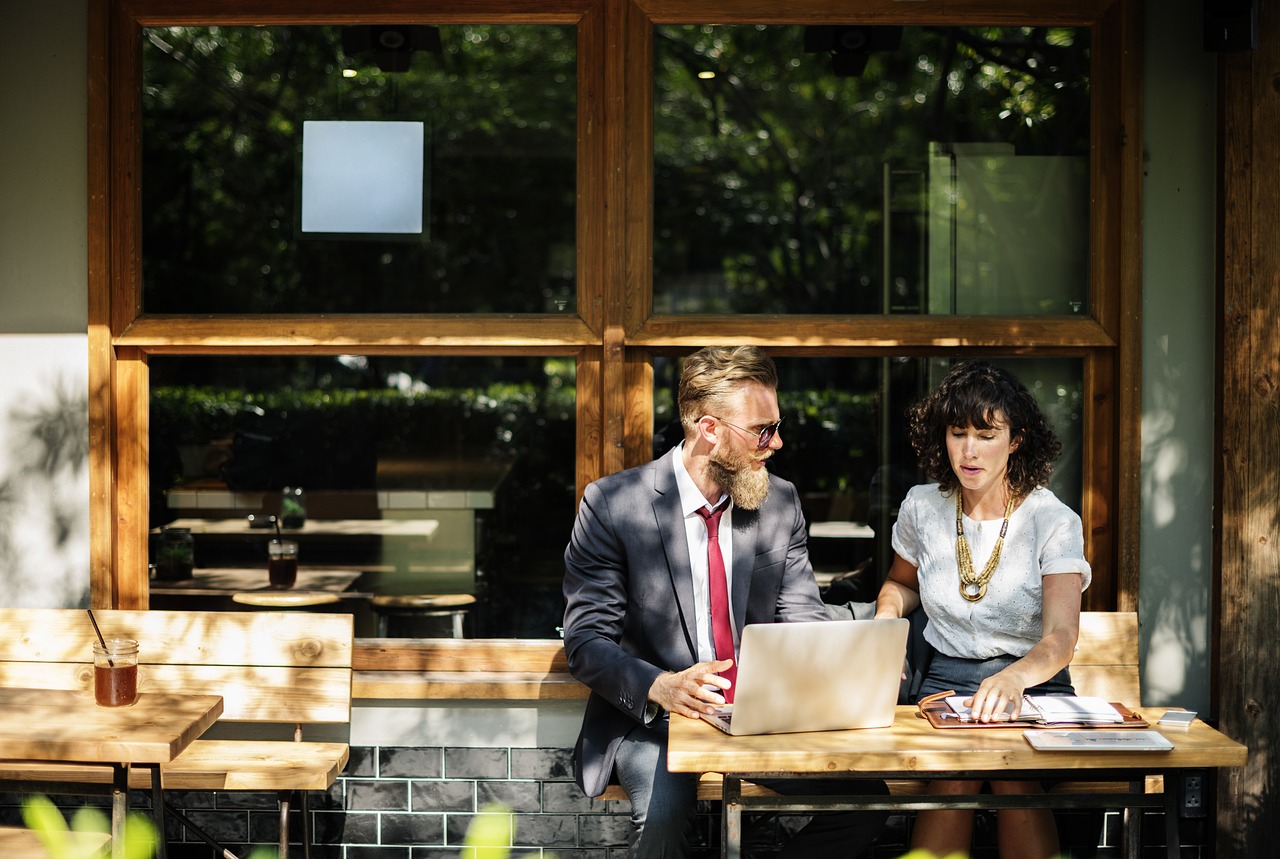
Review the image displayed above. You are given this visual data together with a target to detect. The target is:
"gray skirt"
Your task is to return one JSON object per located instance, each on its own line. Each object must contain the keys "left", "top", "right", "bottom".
{"left": 917, "top": 652, "right": 1075, "bottom": 703}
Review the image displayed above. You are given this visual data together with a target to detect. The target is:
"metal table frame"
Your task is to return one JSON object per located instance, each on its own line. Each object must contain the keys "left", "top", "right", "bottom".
{"left": 719, "top": 767, "right": 1179, "bottom": 859}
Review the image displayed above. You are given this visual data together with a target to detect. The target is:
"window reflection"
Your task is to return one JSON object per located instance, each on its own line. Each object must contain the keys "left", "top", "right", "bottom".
{"left": 148, "top": 356, "right": 576, "bottom": 638}
{"left": 654, "top": 355, "right": 1083, "bottom": 603}
{"left": 141, "top": 25, "right": 577, "bottom": 314}
{"left": 653, "top": 25, "right": 1090, "bottom": 315}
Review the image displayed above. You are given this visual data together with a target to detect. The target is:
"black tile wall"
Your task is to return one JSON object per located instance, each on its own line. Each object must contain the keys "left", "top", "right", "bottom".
{"left": 0, "top": 747, "right": 1207, "bottom": 858}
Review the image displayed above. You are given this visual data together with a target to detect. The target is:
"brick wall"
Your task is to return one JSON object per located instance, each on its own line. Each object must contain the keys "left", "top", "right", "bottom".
{"left": 1, "top": 746, "right": 1208, "bottom": 859}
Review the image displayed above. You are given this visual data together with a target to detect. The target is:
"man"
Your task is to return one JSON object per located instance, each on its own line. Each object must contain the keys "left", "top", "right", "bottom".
{"left": 562, "top": 346, "right": 886, "bottom": 859}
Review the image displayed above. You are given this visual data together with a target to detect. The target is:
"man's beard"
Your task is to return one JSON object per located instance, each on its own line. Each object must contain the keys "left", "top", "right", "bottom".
{"left": 707, "top": 445, "right": 772, "bottom": 510}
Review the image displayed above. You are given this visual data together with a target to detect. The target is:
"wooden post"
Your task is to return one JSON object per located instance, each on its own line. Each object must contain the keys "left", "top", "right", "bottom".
{"left": 1215, "top": 0, "right": 1280, "bottom": 853}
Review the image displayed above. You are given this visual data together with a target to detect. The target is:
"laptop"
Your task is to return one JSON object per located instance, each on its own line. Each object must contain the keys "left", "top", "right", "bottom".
{"left": 703, "top": 618, "right": 909, "bottom": 736}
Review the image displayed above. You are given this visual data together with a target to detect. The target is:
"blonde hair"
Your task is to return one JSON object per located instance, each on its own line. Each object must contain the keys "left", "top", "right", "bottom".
{"left": 677, "top": 346, "right": 778, "bottom": 438}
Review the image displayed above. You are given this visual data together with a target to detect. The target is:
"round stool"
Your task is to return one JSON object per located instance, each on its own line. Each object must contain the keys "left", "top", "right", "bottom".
{"left": 370, "top": 593, "right": 477, "bottom": 638}
{"left": 232, "top": 591, "right": 342, "bottom": 608}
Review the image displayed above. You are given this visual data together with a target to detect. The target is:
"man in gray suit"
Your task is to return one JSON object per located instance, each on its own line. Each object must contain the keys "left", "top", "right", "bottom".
{"left": 563, "top": 346, "right": 886, "bottom": 859}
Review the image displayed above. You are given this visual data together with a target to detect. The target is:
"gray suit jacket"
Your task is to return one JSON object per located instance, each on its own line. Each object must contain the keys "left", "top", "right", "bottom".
{"left": 562, "top": 445, "right": 831, "bottom": 797}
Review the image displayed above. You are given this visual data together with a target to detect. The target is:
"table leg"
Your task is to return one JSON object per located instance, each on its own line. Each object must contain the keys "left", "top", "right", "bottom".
{"left": 145, "top": 764, "right": 168, "bottom": 859}
{"left": 1163, "top": 773, "right": 1181, "bottom": 859}
{"left": 111, "top": 764, "right": 130, "bottom": 859}
{"left": 721, "top": 776, "right": 743, "bottom": 859}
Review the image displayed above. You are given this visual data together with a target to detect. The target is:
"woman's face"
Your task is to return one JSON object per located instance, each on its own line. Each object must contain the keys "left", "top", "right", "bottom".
{"left": 945, "top": 411, "right": 1021, "bottom": 498}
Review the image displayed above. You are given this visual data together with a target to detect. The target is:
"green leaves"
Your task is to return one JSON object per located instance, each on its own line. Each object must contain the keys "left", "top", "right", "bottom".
{"left": 21, "top": 795, "right": 153, "bottom": 859}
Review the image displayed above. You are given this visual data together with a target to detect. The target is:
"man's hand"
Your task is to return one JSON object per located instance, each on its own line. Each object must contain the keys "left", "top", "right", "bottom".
{"left": 648, "top": 660, "right": 734, "bottom": 719}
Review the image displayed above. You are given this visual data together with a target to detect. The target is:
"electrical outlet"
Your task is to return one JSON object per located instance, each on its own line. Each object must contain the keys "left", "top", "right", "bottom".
{"left": 1181, "top": 771, "right": 1207, "bottom": 818}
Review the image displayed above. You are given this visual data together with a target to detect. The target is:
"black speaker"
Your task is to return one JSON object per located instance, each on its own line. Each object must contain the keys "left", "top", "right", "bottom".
{"left": 1204, "top": 0, "right": 1256, "bottom": 52}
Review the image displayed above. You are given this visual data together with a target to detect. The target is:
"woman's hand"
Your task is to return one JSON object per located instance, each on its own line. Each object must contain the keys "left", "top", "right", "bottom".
{"left": 966, "top": 666, "right": 1031, "bottom": 721}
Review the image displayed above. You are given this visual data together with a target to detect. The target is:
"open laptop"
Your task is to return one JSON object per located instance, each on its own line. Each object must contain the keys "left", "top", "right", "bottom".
{"left": 703, "top": 618, "right": 908, "bottom": 736}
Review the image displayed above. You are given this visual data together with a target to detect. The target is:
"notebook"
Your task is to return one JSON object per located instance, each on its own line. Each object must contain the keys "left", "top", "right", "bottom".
{"left": 703, "top": 618, "right": 909, "bottom": 736}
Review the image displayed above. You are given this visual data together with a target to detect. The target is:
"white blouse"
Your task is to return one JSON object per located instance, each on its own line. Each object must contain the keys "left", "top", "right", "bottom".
{"left": 891, "top": 483, "right": 1091, "bottom": 660}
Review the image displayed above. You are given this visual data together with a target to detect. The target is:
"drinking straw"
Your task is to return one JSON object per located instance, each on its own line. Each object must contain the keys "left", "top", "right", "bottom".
{"left": 86, "top": 609, "right": 113, "bottom": 667}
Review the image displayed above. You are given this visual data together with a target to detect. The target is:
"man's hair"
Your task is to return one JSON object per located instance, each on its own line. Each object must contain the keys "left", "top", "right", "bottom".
{"left": 907, "top": 360, "right": 1061, "bottom": 495}
{"left": 677, "top": 346, "right": 778, "bottom": 437}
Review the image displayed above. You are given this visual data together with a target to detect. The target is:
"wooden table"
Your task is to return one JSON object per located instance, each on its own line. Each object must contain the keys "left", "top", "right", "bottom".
{"left": 149, "top": 566, "right": 364, "bottom": 597}
{"left": 668, "top": 705, "right": 1247, "bottom": 859}
{"left": 0, "top": 688, "right": 223, "bottom": 859}
{"left": 157, "top": 517, "right": 440, "bottom": 539}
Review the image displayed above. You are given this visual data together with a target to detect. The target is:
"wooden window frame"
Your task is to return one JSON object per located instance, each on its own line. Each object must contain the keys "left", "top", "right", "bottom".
{"left": 88, "top": 1, "right": 1142, "bottom": 631}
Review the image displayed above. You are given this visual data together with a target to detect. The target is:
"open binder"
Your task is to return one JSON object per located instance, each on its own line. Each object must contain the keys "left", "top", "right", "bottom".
{"left": 917, "top": 689, "right": 1149, "bottom": 730}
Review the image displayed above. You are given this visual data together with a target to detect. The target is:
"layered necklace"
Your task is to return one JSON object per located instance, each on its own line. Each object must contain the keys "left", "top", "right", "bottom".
{"left": 955, "top": 492, "right": 1016, "bottom": 602}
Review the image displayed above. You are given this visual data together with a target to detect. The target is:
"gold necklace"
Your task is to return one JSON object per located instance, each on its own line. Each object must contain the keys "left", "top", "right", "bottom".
{"left": 955, "top": 492, "right": 1016, "bottom": 602}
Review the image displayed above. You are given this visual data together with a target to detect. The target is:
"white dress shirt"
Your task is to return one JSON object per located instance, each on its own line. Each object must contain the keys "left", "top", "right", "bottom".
{"left": 672, "top": 444, "right": 738, "bottom": 663}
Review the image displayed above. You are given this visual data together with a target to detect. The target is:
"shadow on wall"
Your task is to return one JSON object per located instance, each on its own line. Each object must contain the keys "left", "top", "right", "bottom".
{"left": 1138, "top": 358, "right": 1211, "bottom": 711}
{"left": 0, "top": 347, "right": 90, "bottom": 607}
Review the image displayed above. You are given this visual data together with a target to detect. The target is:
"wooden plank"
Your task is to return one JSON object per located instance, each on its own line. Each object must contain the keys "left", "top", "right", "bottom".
{"left": 353, "top": 671, "right": 588, "bottom": 701}
{"left": 667, "top": 706, "right": 1245, "bottom": 776}
{"left": 598, "top": 773, "right": 1158, "bottom": 803}
{"left": 0, "top": 689, "right": 222, "bottom": 765}
{"left": 348, "top": 612, "right": 1136, "bottom": 703}
{"left": 118, "top": 0, "right": 595, "bottom": 26}
{"left": 114, "top": 352, "right": 149, "bottom": 610}
{"left": 114, "top": 314, "right": 599, "bottom": 351}
{"left": 633, "top": 0, "right": 1117, "bottom": 26}
{"left": 87, "top": 0, "right": 115, "bottom": 612}
{"left": 353, "top": 638, "right": 568, "bottom": 672}
{"left": 1069, "top": 665, "right": 1140, "bottom": 706}
{"left": 0, "top": 664, "right": 351, "bottom": 723}
{"left": 0, "top": 609, "right": 353, "bottom": 668}
{"left": 0, "top": 739, "right": 351, "bottom": 792}
{"left": 630, "top": 315, "right": 1117, "bottom": 350}
{"left": 1216, "top": 0, "right": 1280, "bottom": 850}
{"left": 1111, "top": 0, "right": 1145, "bottom": 615}
{"left": 1071, "top": 612, "right": 1138, "bottom": 666}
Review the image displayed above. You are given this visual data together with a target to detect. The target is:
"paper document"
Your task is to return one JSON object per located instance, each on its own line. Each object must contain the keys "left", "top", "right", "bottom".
{"left": 945, "top": 694, "right": 1124, "bottom": 724}
{"left": 1027, "top": 695, "right": 1124, "bottom": 724}
{"left": 944, "top": 696, "right": 1038, "bottom": 722}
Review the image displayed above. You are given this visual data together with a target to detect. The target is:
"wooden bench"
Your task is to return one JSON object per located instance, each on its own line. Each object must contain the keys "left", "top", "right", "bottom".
{"left": 597, "top": 611, "right": 1146, "bottom": 802}
{"left": 0, "top": 608, "right": 353, "bottom": 859}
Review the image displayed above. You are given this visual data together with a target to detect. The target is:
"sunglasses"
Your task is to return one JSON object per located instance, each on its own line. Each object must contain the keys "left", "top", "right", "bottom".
{"left": 709, "top": 416, "right": 784, "bottom": 451}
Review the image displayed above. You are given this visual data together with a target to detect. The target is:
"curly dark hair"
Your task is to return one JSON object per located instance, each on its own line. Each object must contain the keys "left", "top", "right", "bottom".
{"left": 907, "top": 361, "right": 1061, "bottom": 496}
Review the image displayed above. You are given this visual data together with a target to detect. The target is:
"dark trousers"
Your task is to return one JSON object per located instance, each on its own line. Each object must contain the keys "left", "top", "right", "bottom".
{"left": 614, "top": 718, "right": 888, "bottom": 859}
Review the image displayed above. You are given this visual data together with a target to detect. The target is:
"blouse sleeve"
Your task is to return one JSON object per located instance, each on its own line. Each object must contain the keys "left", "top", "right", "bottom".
{"left": 891, "top": 485, "right": 925, "bottom": 567}
{"left": 1038, "top": 498, "right": 1092, "bottom": 591}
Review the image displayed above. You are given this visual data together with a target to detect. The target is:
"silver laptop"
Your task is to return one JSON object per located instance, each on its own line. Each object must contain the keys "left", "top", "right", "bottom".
{"left": 704, "top": 618, "right": 908, "bottom": 736}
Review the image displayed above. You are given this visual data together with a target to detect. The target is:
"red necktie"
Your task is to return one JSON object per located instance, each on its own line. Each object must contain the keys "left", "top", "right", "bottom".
{"left": 696, "top": 505, "right": 736, "bottom": 702}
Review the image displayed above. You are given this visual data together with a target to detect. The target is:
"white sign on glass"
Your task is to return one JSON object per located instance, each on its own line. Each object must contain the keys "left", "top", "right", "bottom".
{"left": 301, "top": 120, "right": 425, "bottom": 234}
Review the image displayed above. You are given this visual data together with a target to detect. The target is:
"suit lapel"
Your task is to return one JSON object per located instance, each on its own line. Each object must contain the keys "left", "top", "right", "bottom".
{"left": 729, "top": 504, "right": 759, "bottom": 633}
{"left": 652, "top": 448, "right": 699, "bottom": 663}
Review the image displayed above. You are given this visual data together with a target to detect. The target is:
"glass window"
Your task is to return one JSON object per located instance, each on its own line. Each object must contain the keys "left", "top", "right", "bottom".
{"left": 653, "top": 355, "right": 1083, "bottom": 602}
{"left": 141, "top": 25, "right": 577, "bottom": 314}
{"left": 96, "top": 1, "right": 1128, "bottom": 623}
{"left": 148, "top": 356, "right": 576, "bottom": 638}
{"left": 653, "top": 25, "right": 1090, "bottom": 316}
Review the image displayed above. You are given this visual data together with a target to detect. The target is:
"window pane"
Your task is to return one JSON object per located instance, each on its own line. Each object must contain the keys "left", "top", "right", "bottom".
{"left": 653, "top": 26, "right": 1090, "bottom": 316}
{"left": 141, "top": 25, "right": 577, "bottom": 314}
{"left": 148, "top": 356, "right": 576, "bottom": 639}
{"left": 653, "top": 355, "right": 1083, "bottom": 601}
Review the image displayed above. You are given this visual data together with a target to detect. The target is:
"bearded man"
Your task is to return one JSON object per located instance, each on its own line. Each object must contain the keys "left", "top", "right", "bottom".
{"left": 562, "top": 345, "right": 888, "bottom": 859}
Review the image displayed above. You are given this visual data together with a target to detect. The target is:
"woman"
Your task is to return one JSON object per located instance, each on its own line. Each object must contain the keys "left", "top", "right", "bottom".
{"left": 874, "top": 361, "right": 1090, "bottom": 859}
